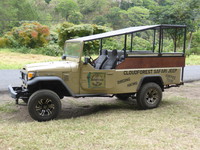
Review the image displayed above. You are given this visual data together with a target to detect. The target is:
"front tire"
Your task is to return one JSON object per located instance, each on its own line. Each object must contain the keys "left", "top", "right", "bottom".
{"left": 137, "top": 82, "right": 162, "bottom": 109}
{"left": 28, "top": 90, "right": 61, "bottom": 121}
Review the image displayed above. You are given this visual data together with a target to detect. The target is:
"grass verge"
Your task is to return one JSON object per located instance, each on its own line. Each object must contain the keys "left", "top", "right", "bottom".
{"left": 0, "top": 49, "right": 59, "bottom": 69}
{"left": 0, "top": 102, "right": 18, "bottom": 113}
{"left": 0, "top": 94, "right": 199, "bottom": 149}
{"left": 186, "top": 54, "right": 200, "bottom": 65}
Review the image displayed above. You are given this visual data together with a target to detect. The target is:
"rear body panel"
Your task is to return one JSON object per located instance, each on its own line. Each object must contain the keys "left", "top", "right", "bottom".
{"left": 80, "top": 63, "right": 182, "bottom": 94}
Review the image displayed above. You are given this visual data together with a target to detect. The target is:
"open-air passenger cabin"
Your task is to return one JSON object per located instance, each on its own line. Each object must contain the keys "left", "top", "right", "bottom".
{"left": 65, "top": 24, "right": 186, "bottom": 74}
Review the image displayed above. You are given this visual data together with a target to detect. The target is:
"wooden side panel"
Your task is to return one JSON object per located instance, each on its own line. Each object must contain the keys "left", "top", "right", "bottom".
{"left": 116, "top": 56, "right": 185, "bottom": 69}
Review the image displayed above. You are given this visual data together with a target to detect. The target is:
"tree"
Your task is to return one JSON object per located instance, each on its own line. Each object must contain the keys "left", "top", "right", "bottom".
{"left": 14, "top": 0, "right": 40, "bottom": 21}
{"left": 0, "top": 0, "right": 18, "bottom": 35}
{"left": 77, "top": 0, "right": 110, "bottom": 24}
{"left": 106, "top": 7, "right": 126, "bottom": 29}
{"left": 77, "top": 0, "right": 108, "bottom": 14}
{"left": 45, "top": 0, "right": 51, "bottom": 4}
{"left": 142, "top": 0, "right": 157, "bottom": 9}
{"left": 0, "top": 0, "right": 42, "bottom": 35}
{"left": 130, "top": 0, "right": 143, "bottom": 6}
{"left": 150, "top": 0, "right": 200, "bottom": 51}
{"left": 93, "top": 16, "right": 107, "bottom": 26}
{"left": 124, "top": 6, "right": 150, "bottom": 26}
{"left": 68, "top": 12, "right": 83, "bottom": 24}
{"left": 120, "top": 0, "right": 134, "bottom": 10}
{"left": 55, "top": 0, "right": 80, "bottom": 21}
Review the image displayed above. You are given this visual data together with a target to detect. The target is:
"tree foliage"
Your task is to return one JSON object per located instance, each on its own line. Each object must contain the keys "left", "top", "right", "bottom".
{"left": 150, "top": 0, "right": 199, "bottom": 32}
{"left": 45, "top": 0, "right": 51, "bottom": 4}
{"left": 58, "top": 22, "right": 111, "bottom": 54}
{"left": 4, "top": 22, "right": 50, "bottom": 48}
{"left": 77, "top": 0, "right": 108, "bottom": 14}
{"left": 125, "top": 6, "right": 150, "bottom": 26}
{"left": 55, "top": 0, "right": 80, "bottom": 22}
{"left": 150, "top": 0, "right": 200, "bottom": 51}
{"left": 0, "top": 0, "right": 18, "bottom": 35}
{"left": 0, "top": 0, "right": 199, "bottom": 54}
{"left": 106, "top": 7, "right": 125, "bottom": 29}
{"left": 190, "top": 30, "right": 200, "bottom": 54}
{"left": 58, "top": 22, "right": 111, "bottom": 47}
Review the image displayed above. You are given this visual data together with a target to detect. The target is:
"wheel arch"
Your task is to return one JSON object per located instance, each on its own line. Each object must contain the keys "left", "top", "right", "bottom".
{"left": 27, "top": 76, "right": 74, "bottom": 98}
{"left": 137, "top": 75, "right": 164, "bottom": 92}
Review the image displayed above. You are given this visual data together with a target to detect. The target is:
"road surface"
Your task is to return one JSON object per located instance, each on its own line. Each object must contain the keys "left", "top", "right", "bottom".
{"left": 0, "top": 66, "right": 200, "bottom": 92}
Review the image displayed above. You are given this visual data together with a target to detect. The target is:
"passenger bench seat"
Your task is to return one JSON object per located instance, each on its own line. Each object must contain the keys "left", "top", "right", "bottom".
{"left": 95, "top": 49, "right": 108, "bottom": 69}
{"left": 101, "top": 50, "right": 118, "bottom": 69}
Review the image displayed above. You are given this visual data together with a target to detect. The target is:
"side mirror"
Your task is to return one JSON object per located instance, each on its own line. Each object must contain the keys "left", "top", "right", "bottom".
{"left": 62, "top": 55, "right": 66, "bottom": 60}
{"left": 84, "top": 57, "right": 90, "bottom": 64}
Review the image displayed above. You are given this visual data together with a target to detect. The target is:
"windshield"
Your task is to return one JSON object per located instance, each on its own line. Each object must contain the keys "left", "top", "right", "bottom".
{"left": 64, "top": 42, "right": 82, "bottom": 58}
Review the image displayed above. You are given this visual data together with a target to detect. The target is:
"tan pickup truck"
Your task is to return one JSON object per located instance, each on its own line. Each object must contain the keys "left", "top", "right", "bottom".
{"left": 9, "top": 24, "right": 186, "bottom": 121}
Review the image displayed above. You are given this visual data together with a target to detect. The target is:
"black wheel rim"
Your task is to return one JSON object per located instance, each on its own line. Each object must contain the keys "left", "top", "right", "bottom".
{"left": 145, "top": 88, "right": 159, "bottom": 105}
{"left": 35, "top": 98, "right": 55, "bottom": 117}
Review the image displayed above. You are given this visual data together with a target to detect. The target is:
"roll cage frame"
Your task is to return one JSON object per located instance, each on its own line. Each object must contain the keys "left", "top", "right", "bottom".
{"left": 66, "top": 24, "right": 187, "bottom": 58}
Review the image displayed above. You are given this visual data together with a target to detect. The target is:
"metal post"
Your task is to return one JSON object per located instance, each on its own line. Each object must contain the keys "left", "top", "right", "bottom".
{"left": 174, "top": 28, "right": 177, "bottom": 52}
{"left": 158, "top": 27, "right": 162, "bottom": 55}
{"left": 181, "top": 66, "right": 184, "bottom": 82}
{"left": 153, "top": 29, "right": 156, "bottom": 52}
{"left": 124, "top": 34, "right": 127, "bottom": 57}
{"left": 131, "top": 33, "right": 133, "bottom": 52}
{"left": 183, "top": 27, "right": 187, "bottom": 55}
{"left": 99, "top": 39, "right": 103, "bottom": 54}
{"left": 161, "top": 29, "right": 164, "bottom": 52}
{"left": 182, "top": 26, "right": 187, "bottom": 82}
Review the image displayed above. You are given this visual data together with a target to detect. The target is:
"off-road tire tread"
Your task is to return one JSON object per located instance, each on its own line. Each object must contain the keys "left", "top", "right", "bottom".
{"left": 137, "top": 82, "right": 162, "bottom": 109}
{"left": 28, "top": 89, "right": 61, "bottom": 121}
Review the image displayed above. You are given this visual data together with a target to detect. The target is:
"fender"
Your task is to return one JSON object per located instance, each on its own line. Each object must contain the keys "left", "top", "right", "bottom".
{"left": 27, "top": 76, "right": 75, "bottom": 97}
{"left": 137, "top": 75, "right": 164, "bottom": 91}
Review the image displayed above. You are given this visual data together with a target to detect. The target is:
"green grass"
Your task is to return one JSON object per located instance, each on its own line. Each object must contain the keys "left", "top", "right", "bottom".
{"left": 0, "top": 48, "right": 60, "bottom": 69}
{"left": 186, "top": 54, "right": 200, "bottom": 65}
{"left": 0, "top": 95, "right": 199, "bottom": 150}
{"left": 0, "top": 102, "right": 18, "bottom": 113}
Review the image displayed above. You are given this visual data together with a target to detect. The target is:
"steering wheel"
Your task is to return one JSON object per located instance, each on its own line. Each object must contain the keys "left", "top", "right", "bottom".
{"left": 89, "top": 56, "right": 95, "bottom": 66}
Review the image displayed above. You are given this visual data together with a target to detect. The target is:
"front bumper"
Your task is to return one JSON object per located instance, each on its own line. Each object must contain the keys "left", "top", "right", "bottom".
{"left": 8, "top": 85, "right": 29, "bottom": 100}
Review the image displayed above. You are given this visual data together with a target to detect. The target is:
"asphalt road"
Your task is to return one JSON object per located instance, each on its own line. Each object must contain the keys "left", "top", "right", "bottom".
{"left": 0, "top": 66, "right": 200, "bottom": 92}
{"left": 0, "top": 70, "right": 21, "bottom": 92}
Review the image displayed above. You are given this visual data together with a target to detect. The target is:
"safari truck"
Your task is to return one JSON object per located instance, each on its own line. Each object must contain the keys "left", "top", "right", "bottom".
{"left": 8, "top": 24, "right": 186, "bottom": 121}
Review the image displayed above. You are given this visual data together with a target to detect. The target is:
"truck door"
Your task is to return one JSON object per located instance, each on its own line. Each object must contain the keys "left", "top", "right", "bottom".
{"left": 80, "top": 64, "right": 115, "bottom": 93}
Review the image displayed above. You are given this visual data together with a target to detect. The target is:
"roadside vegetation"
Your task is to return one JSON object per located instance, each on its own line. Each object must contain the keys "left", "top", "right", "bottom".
{"left": 0, "top": 81, "right": 200, "bottom": 149}
{"left": 0, "top": 49, "right": 59, "bottom": 69}
{"left": 0, "top": 0, "right": 199, "bottom": 59}
{"left": 0, "top": 48, "right": 199, "bottom": 70}
{"left": 186, "top": 55, "right": 200, "bottom": 66}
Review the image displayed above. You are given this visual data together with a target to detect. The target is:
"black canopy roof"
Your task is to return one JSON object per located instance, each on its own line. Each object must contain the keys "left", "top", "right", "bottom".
{"left": 66, "top": 24, "right": 186, "bottom": 42}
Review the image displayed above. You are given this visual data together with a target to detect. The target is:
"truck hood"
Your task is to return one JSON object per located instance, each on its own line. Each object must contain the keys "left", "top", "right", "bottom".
{"left": 24, "top": 61, "right": 78, "bottom": 72}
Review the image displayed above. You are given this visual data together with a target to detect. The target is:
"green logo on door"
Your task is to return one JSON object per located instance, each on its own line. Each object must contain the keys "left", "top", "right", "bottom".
{"left": 88, "top": 72, "right": 106, "bottom": 88}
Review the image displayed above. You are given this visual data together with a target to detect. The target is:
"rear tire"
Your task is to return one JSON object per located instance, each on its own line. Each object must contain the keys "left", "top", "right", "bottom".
{"left": 28, "top": 90, "right": 61, "bottom": 121}
{"left": 137, "top": 82, "right": 162, "bottom": 109}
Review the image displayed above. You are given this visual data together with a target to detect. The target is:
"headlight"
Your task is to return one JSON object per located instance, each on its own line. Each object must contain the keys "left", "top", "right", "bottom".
{"left": 28, "top": 72, "right": 35, "bottom": 80}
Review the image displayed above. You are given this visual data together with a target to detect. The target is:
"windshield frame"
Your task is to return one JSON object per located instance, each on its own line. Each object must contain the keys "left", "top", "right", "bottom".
{"left": 64, "top": 41, "right": 83, "bottom": 62}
